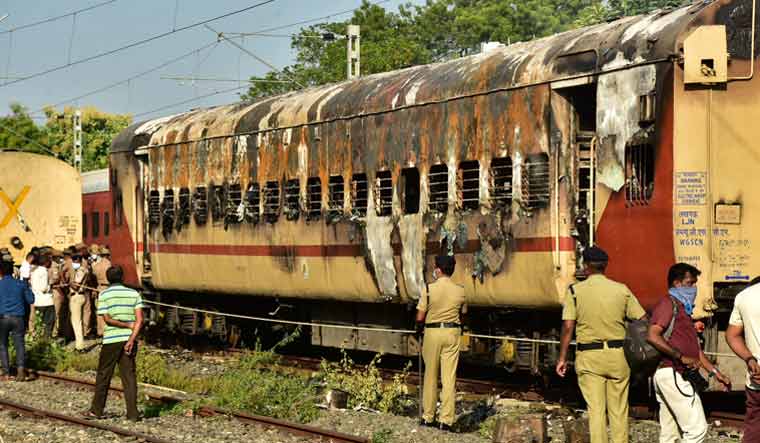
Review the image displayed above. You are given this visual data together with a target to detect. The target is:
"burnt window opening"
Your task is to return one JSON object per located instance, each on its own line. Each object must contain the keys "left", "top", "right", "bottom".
{"left": 263, "top": 181, "right": 281, "bottom": 223}
{"left": 245, "top": 183, "right": 260, "bottom": 224}
{"left": 284, "top": 179, "right": 300, "bottom": 221}
{"left": 428, "top": 164, "right": 449, "bottom": 213}
{"left": 114, "top": 191, "right": 123, "bottom": 226}
{"left": 161, "top": 189, "right": 175, "bottom": 237}
{"left": 176, "top": 188, "right": 191, "bottom": 232}
{"left": 490, "top": 157, "right": 513, "bottom": 209}
{"left": 82, "top": 213, "right": 87, "bottom": 238}
{"left": 192, "top": 186, "right": 208, "bottom": 226}
{"left": 522, "top": 154, "right": 551, "bottom": 210}
{"left": 148, "top": 190, "right": 161, "bottom": 228}
{"left": 328, "top": 175, "right": 345, "bottom": 221}
{"left": 351, "top": 173, "right": 368, "bottom": 217}
{"left": 225, "top": 184, "right": 243, "bottom": 229}
{"left": 210, "top": 185, "right": 225, "bottom": 222}
{"left": 458, "top": 160, "right": 480, "bottom": 210}
{"left": 91, "top": 211, "right": 100, "bottom": 238}
{"left": 375, "top": 170, "right": 393, "bottom": 216}
{"left": 103, "top": 212, "right": 110, "bottom": 237}
{"left": 306, "top": 177, "right": 322, "bottom": 221}
{"left": 625, "top": 144, "right": 655, "bottom": 205}
{"left": 401, "top": 168, "right": 420, "bottom": 214}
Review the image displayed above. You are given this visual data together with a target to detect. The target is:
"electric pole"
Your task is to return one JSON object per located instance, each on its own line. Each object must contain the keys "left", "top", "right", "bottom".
{"left": 347, "top": 25, "right": 360, "bottom": 80}
{"left": 73, "top": 109, "right": 83, "bottom": 172}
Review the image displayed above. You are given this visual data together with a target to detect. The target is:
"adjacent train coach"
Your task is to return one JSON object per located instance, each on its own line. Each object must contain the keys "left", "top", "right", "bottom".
{"left": 109, "top": 0, "right": 760, "bottom": 379}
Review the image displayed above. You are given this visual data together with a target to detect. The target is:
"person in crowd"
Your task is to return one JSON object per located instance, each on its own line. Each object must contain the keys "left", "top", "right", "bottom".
{"left": 84, "top": 266, "right": 143, "bottom": 422}
{"left": 91, "top": 246, "right": 112, "bottom": 337}
{"left": 0, "top": 259, "right": 34, "bottom": 381}
{"left": 416, "top": 255, "right": 467, "bottom": 432}
{"left": 556, "top": 246, "right": 646, "bottom": 443}
{"left": 725, "top": 276, "right": 760, "bottom": 443}
{"left": 49, "top": 249, "right": 68, "bottom": 339}
{"left": 30, "top": 255, "right": 55, "bottom": 339}
{"left": 77, "top": 243, "right": 96, "bottom": 338}
{"left": 69, "top": 254, "right": 89, "bottom": 351}
{"left": 647, "top": 263, "right": 731, "bottom": 443}
{"left": 19, "top": 252, "right": 35, "bottom": 282}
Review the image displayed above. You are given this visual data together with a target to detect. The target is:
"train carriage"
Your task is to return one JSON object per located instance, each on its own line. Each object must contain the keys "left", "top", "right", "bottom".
{"left": 110, "top": 0, "right": 760, "bottom": 382}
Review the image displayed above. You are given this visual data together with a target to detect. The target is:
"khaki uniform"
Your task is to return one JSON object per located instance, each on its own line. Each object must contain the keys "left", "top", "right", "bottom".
{"left": 49, "top": 260, "right": 69, "bottom": 337}
{"left": 92, "top": 257, "right": 111, "bottom": 336}
{"left": 77, "top": 260, "right": 95, "bottom": 337}
{"left": 562, "top": 274, "right": 646, "bottom": 443}
{"left": 69, "top": 265, "right": 90, "bottom": 350}
{"left": 416, "top": 276, "right": 467, "bottom": 426}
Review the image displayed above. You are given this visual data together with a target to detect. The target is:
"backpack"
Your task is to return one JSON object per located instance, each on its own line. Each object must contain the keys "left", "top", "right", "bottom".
{"left": 624, "top": 298, "right": 677, "bottom": 376}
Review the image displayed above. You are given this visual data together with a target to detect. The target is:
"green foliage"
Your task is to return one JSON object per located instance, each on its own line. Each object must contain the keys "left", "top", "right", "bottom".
{"left": 575, "top": 0, "right": 689, "bottom": 26}
{"left": 371, "top": 428, "right": 394, "bottom": 443}
{"left": 320, "top": 350, "right": 411, "bottom": 414}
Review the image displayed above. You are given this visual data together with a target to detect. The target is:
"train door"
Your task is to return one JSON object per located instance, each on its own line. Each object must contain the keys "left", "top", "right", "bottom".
{"left": 134, "top": 148, "right": 152, "bottom": 280}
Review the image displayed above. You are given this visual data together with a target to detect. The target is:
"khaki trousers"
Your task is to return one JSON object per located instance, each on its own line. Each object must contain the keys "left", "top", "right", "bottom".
{"left": 95, "top": 286, "right": 108, "bottom": 336}
{"left": 82, "top": 291, "right": 94, "bottom": 337}
{"left": 52, "top": 288, "right": 69, "bottom": 337}
{"left": 653, "top": 367, "right": 708, "bottom": 443}
{"left": 421, "top": 327, "right": 460, "bottom": 425}
{"left": 576, "top": 346, "right": 630, "bottom": 443}
{"left": 69, "top": 293, "right": 87, "bottom": 350}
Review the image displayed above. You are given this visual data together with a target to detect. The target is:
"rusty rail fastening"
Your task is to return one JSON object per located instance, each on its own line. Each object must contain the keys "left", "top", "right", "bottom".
{"left": 33, "top": 371, "right": 369, "bottom": 443}
{"left": 0, "top": 397, "right": 173, "bottom": 443}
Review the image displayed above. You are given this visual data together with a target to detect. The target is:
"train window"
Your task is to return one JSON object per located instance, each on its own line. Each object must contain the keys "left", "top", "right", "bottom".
{"left": 327, "top": 175, "right": 345, "bottom": 221}
{"left": 148, "top": 190, "right": 161, "bottom": 227}
{"left": 351, "top": 173, "right": 368, "bottom": 217}
{"left": 522, "top": 153, "right": 550, "bottom": 209}
{"left": 210, "top": 185, "right": 225, "bottom": 222}
{"left": 284, "top": 179, "right": 300, "bottom": 221}
{"left": 162, "top": 189, "right": 175, "bottom": 235}
{"left": 263, "top": 181, "right": 281, "bottom": 223}
{"left": 428, "top": 164, "right": 448, "bottom": 213}
{"left": 458, "top": 160, "right": 480, "bottom": 210}
{"left": 490, "top": 157, "right": 513, "bottom": 209}
{"left": 92, "top": 212, "right": 100, "bottom": 237}
{"left": 245, "top": 183, "right": 260, "bottom": 224}
{"left": 227, "top": 184, "right": 242, "bottom": 226}
{"left": 401, "top": 168, "right": 419, "bottom": 214}
{"left": 625, "top": 144, "right": 654, "bottom": 205}
{"left": 82, "top": 213, "right": 88, "bottom": 238}
{"left": 375, "top": 170, "right": 393, "bottom": 216}
{"left": 192, "top": 186, "right": 208, "bottom": 225}
{"left": 177, "top": 188, "right": 191, "bottom": 229}
{"left": 104, "top": 212, "right": 110, "bottom": 237}
{"left": 306, "top": 177, "right": 322, "bottom": 221}
{"left": 113, "top": 191, "right": 123, "bottom": 227}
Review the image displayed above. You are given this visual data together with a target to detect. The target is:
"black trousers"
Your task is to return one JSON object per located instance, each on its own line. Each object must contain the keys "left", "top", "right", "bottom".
{"left": 90, "top": 341, "right": 138, "bottom": 420}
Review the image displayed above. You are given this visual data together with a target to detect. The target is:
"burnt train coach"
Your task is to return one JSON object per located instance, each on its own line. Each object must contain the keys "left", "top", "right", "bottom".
{"left": 111, "top": 1, "right": 759, "bottom": 377}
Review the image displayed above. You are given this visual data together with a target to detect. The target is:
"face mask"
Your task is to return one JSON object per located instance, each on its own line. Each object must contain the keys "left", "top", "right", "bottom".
{"left": 72, "top": 263, "right": 81, "bottom": 270}
{"left": 669, "top": 286, "right": 698, "bottom": 316}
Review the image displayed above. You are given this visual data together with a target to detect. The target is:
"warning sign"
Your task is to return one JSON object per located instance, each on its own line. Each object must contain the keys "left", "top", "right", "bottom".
{"left": 675, "top": 172, "right": 706, "bottom": 205}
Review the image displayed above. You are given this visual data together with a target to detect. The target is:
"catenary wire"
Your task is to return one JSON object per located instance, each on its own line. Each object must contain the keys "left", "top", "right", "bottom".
{"left": 0, "top": 0, "right": 277, "bottom": 88}
{"left": 132, "top": 84, "right": 249, "bottom": 118}
{"left": 0, "top": 123, "right": 58, "bottom": 157}
{"left": 0, "top": 0, "right": 118, "bottom": 35}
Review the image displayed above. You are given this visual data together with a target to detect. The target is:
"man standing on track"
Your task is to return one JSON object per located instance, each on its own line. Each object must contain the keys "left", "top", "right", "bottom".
{"left": 69, "top": 253, "right": 89, "bottom": 351}
{"left": 85, "top": 265, "right": 143, "bottom": 422}
{"left": 0, "top": 259, "right": 34, "bottom": 381}
{"left": 416, "top": 255, "right": 467, "bottom": 432}
{"left": 556, "top": 246, "right": 646, "bottom": 443}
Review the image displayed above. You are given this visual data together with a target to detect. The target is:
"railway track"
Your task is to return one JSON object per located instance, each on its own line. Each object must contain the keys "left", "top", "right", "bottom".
{"left": 33, "top": 371, "right": 369, "bottom": 443}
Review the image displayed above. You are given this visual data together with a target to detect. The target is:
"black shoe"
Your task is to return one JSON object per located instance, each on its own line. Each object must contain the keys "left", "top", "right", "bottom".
{"left": 439, "top": 423, "right": 453, "bottom": 432}
{"left": 419, "top": 419, "right": 438, "bottom": 428}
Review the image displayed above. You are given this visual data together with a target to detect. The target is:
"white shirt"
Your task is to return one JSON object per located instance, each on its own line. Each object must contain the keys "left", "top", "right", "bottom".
{"left": 729, "top": 283, "right": 760, "bottom": 390}
{"left": 19, "top": 261, "right": 32, "bottom": 279}
{"left": 30, "top": 266, "right": 54, "bottom": 307}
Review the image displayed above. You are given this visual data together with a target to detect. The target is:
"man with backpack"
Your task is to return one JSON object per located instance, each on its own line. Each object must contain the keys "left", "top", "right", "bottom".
{"left": 556, "top": 246, "right": 646, "bottom": 443}
{"left": 647, "top": 263, "right": 730, "bottom": 443}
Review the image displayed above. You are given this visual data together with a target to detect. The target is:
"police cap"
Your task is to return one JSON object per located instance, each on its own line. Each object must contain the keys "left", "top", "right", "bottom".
{"left": 582, "top": 246, "right": 609, "bottom": 263}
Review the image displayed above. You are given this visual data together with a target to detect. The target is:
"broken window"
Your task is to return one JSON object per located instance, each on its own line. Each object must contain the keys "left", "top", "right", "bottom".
{"left": 176, "top": 188, "right": 191, "bottom": 231}
{"left": 522, "top": 154, "right": 551, "bottom": 210}
{"left": 284, "top": 179, "right": 300, "bottom": 221}
{"left": 114, "top": 191, "right": 123, "bottom": 226}
{"left": 375, "top": 170, "right": 393, "bottom": 216}
{"left": 306, "top": 177, "right": 322, "bottom": 221}
{"left": 351, "top": 173, "right": 368, "bottom": 217}
{"left": 458, "top": 160, "right": 480, "bottom": 210}
{"left": 192, "top": 187, "right": 208, "bottom": 225}
{"left": 148, "top": 190, "right": 161, "bottom": 227}
{"left": 225, "top": 184, "right": 243, "bottom": 228}
{"left": 263, "top": 181, "right": 281, "bottom": 223}
{"left": 161, "top": 189, "right": 175, "bottom": 237}
{"left": 625, "top": 144, "right": 654, "bottom": 205}
{"left": 245, "top": 183, "right": 260, "bottom": 224}
{"left": 328, "top": 175, "right": 345, "bottom": 221}
{"left": 210, "top": 184, "right": 226, "bottom": 222}
{"left": 489, "top": 157, "right": 513, "bottom": 209}
{"left": 401, "top": 168, "right": 420, "bottom": 214}
{"left": 428, "top": 164, "right": 449, "bottom": 213}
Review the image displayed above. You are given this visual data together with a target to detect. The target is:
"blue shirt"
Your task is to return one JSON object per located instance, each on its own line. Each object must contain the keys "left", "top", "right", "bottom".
{"left": 0, "top": 275, "right": 34, "bottom": 316}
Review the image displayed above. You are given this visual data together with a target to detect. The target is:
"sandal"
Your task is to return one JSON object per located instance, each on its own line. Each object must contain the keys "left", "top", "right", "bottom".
{"left": 81, "top": 410, "right": 103, "bottom": 420}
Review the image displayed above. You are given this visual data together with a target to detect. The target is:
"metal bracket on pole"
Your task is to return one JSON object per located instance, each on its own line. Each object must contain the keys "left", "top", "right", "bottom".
{"left": 347, "top": 25, "right": 360, "bottom": 80}
{"left": 73, "top": 109, "right": 82, "bottom": 172}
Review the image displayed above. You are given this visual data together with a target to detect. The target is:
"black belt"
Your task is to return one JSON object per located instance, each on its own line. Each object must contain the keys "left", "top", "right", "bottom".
{"left": 577, "top": 340, "right": 624, "bottom": 351}
{"left": 425, "top": 322, "right": 461, "bottom": 329}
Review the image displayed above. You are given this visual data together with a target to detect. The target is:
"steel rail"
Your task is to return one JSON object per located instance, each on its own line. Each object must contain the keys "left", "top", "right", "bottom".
{"left": 0, "top": 397, "right": 173, "bottom": 443}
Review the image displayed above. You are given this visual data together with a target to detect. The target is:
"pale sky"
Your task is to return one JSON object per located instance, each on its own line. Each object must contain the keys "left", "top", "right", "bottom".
{"left": 0, "top": 0, "right": 421, "bottom": 122}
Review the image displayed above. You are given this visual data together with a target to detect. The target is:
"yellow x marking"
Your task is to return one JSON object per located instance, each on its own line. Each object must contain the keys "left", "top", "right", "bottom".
{"left": 0, "top": 186, "right": 31, "bottom": 229}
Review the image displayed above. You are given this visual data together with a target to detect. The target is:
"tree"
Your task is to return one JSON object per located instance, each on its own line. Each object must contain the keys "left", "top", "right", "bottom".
{"left": 0, "top": 103, "right": 46, "bottom": 154}
{"left": 576, "top": 0, "right": 689, "bottom": 26}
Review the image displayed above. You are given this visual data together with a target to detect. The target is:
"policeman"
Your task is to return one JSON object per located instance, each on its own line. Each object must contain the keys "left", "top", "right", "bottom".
{"left": 49, "top": 249, "right": 67, "bottom": 338}
{"left": 416, "top": 255, "right": 467, "bottom": 432}
{"left": 80, "top": 244, "right": 96, "bottom": 338}
{"left": 91, "top": 246, "right": 112, "bottom": 337}
{"left": 556, "top": 246, "right": 646, "bottom": 443}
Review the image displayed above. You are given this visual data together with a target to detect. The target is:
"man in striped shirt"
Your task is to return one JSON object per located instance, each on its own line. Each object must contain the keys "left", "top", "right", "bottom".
{"left": 84, "top": 265, "right": 143, "bottom": 421}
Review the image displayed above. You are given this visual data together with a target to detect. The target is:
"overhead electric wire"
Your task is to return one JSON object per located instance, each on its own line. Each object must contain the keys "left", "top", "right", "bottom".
{"left": 0, "top": 0, "right": 277, "bottom": 88}
{"left": 0, "top": 124, "right": 58, "bottom": 157}
{"left": 0, "top": 0, "right": 117, "bottom": 35}
{"left": 256, "top": 0, "right": 391, "bottom": 34}
{"left": 132, "top": 84, "right": 249, "bottom": 119}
